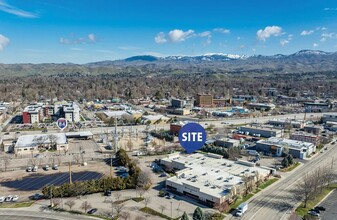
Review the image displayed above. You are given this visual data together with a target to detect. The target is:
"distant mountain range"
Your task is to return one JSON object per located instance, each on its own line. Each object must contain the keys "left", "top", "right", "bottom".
{"left": 1, "top": 50, "right": 337, "bottom": 77}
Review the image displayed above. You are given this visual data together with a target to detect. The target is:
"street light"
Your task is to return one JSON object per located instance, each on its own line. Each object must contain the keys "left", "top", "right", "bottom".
{"left": 170, "top": 201, "right": 173, "bottom": 218}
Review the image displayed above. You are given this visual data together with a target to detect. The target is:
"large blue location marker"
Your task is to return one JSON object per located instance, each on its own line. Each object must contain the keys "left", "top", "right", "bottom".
{"left": 179, "top": 122, "right": 206, "bottom": 154}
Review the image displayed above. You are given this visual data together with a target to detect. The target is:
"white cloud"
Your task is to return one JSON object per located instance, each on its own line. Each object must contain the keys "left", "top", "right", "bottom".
{"left": 70, "top": 48, "right": 83, "bottom": 51}
{"left": 0, "top": 34, "right": 10, "bottom": 50}
{"left": 313, "top": 43, "right": 319, "bottom": 47}
{"left": 300, "top": 30, "right": 314, "bottom": 36}
{"left": 88, "top": 33, "right": 96, "bottom": 42}
{"left": 324, "top": 8, "right": 337, "bottom": 11}
{"left": 280, "top": 39, "right": 289, "bottom": 46}
{"left": 202, "top": 35, "right": 212, "bottom": 47}
{"left": 256, "top": 26, "right": 282, "bottom": 41}
{"left": 199, "top": 31, "right": 211, "bottom": 37}
{"left": 0, "top": 1, "right": 38, "bottom": 18}
{"left": 213, "top": 28, "right": 230, "bottom": 34}
{"left": 237, "top": 37, "right": 242, "bottom": 40}
{"left": 320, "top": 32, "right": 336, "bottom": 42}
{"left": 60, "top": 34, "right": 97, "bottom": 45}
{"left": 118, "top": 46, "right": 140, "bottom": 50}
{"left": 168, "top": 29, "right": 194, "bottom": 42}
{"left": 154, "top": 32, "right": 167, "bottom": 44}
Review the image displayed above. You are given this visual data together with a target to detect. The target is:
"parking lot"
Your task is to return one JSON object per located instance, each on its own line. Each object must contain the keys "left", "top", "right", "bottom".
{"left": 0, "top": 171, "right": 103, "bottom": 191}
{"left": 316, "top": 189, "right": 337, "bottom": 220}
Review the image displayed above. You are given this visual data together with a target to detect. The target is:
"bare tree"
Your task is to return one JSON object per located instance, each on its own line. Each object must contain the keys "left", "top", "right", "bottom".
{"left": 34, "top": 136, "right": 46, "bottom": 149}
{"left": 126, "top": 139, "right": 133, "bottom": 152}
{"left": 214, "top": 201, "right": 230, "bottom": 213}
{"left": 73, "top": 154, "right": 81, "bottom": 165}
{"left": 135, "top": 216, "right": 145, "bottom": 220}
{"left": 39, "top": 158, "right": 45, "bottom": 166}
{"left": 137, "top": 171, "right": 152, "bottom": 190}
{"left": 65, "top": 200, "right": 76, "bottom": 210}
{"left": 48, "top": 134, "right": 58, "bottom": 150}
{"left": 57, "top": 157, "right": 62, "bottom": 166}
{"left": 52, "top": 198, "right": 61, "bottom": 208}
{"left": 143, "top": 196, "right": 152, "bottom": 207}
{"left": 120, "top": 211, "right": 131, "bottom": 220}
{"left": 80, "top": 201, "right": 92, "bottom": 213}
{"left": 3, "top": 156, "right": 10, "bottom": 172}
{"left": 29, "top": 158, "right": 38, "bottom": 167}
{"left": 114, "top": 191, "right": 122, "bottom": 201}
{"left": 296, "top": 173, "right": 316, "bottom": 208}
{"left": 159, "top": 205, "right": 166, "bottom": 214}
{"left": 114, "top": 203, "right": 125, "bottom": 217}
{"left": 48, "top": 156, "right": 56, "bottom": 166}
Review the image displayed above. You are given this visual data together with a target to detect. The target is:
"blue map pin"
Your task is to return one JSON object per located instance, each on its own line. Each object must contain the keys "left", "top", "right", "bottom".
{"left": 179, "top": 122, "right": 206, "bottom": 153}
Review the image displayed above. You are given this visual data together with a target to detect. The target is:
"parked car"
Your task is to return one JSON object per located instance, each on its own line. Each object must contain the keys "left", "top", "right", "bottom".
{"left": 30, "top": 194, "right": 43, "bottom": 200}
{"left": 87, "top": 208, "right": 98, "bottom": 214}
{"left": 308, "top": 211, "right": 320, "bottom": 217}
{"left": 315, "top": 206, "right": 326, "bottom": 211}
{"left": 5, "top": 195, "right": 13, "bottom": 202}
{"left": 32, "top": 166, "right": 38, "bottom": 172}
{"left": 11, "top": 195, "right": 19, "bottom": 202}
{"left": 104, "top": 190, "right": 112, "bottom": 196}
{"left": 0, "top": 196, "right": 5, "bottom": 203}
{"left": 310, "top": 209, "right": 320, "bottom": 214}
{"left": 43, "top": 165, "right": 49, "bottom": 171}
{"left": 26, "top": 166, "right": 32, "bottom": 172}
{"left": 52, "top": 165, "right": 58, "bottom": 170}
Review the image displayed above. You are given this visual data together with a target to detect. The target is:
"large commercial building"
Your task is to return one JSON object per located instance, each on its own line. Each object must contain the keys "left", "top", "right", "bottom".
{"left": 171, "top": 98, "right": 186, "bottom": 109}
{"left": 239, "top": 126, "right": 283, "bottom": 138}
{"left": 161, "top": 153, "right": 274, "bottom": 206}
{"left": 14, "top": 133, "right": 68, "bottom": 155}
{"left": 290, "top": 132, "right": 320, "bottom": 146}
{"left": 214, "top": 138, "right": 240, "bottom": 148}
{"left": 322, "top": 113, "right": 337, "bottom": 123}
{"left": 256, "top": 137, "right": 316, "bottom": 159}
{"left": 268, "top": 119, "right": 304, "bottom": 129}
{"left": 246, "top": 103, "right": 276, "bottom": 111}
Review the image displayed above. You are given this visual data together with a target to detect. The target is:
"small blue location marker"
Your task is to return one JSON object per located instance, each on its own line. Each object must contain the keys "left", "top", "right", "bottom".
{"left": 179, "top": 122, "right": 207, "bottom": 154}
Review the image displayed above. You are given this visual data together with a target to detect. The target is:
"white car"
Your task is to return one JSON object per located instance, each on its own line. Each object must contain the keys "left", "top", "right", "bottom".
{"left": 0, "top": 196, "right": 5, "bottom": 203}
{"left": 5, "top": 195, "right": 13, "bottom": 202}
{"left": 12, "top": 195, "right": 19, "bottom": 202}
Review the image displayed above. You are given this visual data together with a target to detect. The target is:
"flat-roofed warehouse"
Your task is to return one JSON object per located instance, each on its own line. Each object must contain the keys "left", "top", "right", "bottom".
{"left": 14, "top": 133, "right": 68, "bottom": 155}
{"left": 161, "top": 153, "right": 274, "bottom": 207}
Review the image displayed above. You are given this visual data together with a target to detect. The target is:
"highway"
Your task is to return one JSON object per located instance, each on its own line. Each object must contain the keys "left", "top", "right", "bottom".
{"left": 4, "top": 112, "right": 327, "bottom": 136}
{"left": 225, "top": 141, "right": 337, "bottom": 220}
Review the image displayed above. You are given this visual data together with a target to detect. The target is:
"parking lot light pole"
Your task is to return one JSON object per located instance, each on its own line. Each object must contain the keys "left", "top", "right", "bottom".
{"left": 170, "top": 201, "right": 173, "bottom": 218}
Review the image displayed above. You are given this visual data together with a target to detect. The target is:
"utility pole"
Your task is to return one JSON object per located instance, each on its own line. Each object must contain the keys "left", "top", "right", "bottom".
{"left": 69, "top": 162, "right": 72, "bottom": 184}
{"left": 110, "top": 154, "right": 113, "bottom": 178}
{"left": 50, "top": 186, "right": 54, "bottom": 207}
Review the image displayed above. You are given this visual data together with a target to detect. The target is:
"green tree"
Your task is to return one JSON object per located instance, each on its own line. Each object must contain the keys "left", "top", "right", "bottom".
{"left": 193, "top": 207, "right": 205, "bottom": 220}
{"left": 281, "top": 157, "right": 289, "bottom": 168}
{"left": 181, "top": 212, "right": 189, "bottom": 220}
{"left": 286, "top": 154, "right": 294, "bottom": 165}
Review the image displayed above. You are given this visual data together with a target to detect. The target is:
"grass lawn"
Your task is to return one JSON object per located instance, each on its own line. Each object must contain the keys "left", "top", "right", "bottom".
{"left": 280, "top": 162, "right": 300, "bottom": 172}
{"left": 259, "top": 178, "right": 279, "bottom": 190}
{"left": 140, "top": 207, "right": 180, "bottom": 220}
{"left": 0, "top": 201, "right": 34, "bottom": 208}
{"left": 296, "top": 184, "right": 337, "bottom": 217}
{"left": 208, "top": 212, "right": 226, "bottom": 220}
{"left": 229, "top": 193, "right": 254, "bottom": 212}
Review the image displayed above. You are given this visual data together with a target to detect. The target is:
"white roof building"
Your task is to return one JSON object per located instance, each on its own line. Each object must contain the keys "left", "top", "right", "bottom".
{"left": 161, "top": 153, "right": 273, "bottom": 206}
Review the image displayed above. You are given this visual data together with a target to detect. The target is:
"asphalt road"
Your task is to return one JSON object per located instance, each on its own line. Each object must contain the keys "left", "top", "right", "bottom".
{"left": 1, "top": 171, "right": 103, "bottom": 191}
{"left": 225, "top": 141, "right": 337, "bottom": 220}
{"left": 0, "top": 209, "right": 99, "bottom": 220}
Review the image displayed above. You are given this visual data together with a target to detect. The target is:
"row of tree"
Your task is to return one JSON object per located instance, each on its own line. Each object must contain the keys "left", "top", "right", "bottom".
{"left": 42, "top": 149, "right": 151, "bottom": 198}
{"left": 200, "top": 144, "right": 241, "bottom": 159}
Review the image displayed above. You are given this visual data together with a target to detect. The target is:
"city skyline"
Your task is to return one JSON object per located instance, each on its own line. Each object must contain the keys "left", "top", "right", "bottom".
{"left": 1, "top": 0, "right": 337, "bottom": 63}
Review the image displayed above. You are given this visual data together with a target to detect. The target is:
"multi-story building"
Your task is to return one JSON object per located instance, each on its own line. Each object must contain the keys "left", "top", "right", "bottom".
{"left": 268, "top": 119, "right": 304, "bottom": 129}
{"left": 171, "top": 98, "right": 186, "bottom": 108}
{"left": 195, "top": 94, "right": 213, "bottom": 107}
{"left": 22, "top": 105, "right": 44, "bottom": 124}
{"left": 290, "top": 132, "right": 320, "bottom": 146}
{"left": 22, "top": 102, "right": 80, "bottom": 124}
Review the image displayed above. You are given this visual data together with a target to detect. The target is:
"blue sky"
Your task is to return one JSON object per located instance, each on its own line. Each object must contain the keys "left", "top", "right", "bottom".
{"left": 1, "top": 0, "right": 337, "bottom": 63}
